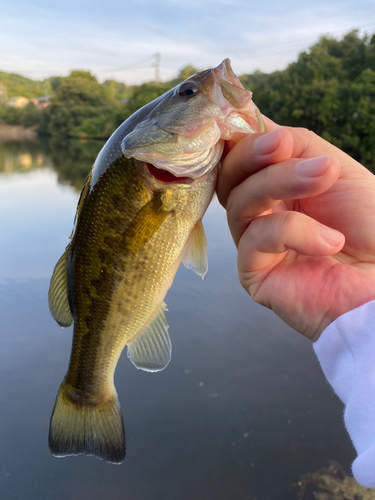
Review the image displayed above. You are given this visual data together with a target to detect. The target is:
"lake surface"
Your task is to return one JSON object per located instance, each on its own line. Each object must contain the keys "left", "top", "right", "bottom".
{"left": 0, "top": 138, "right": 355, "bottom": 500}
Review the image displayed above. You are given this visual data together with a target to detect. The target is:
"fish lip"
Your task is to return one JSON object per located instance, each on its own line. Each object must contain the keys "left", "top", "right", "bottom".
{"left": 213, "top": 58, "right": 242, "bottom": 87}
{"left": 131, "top": 140, "right": 224, "bottom": 181}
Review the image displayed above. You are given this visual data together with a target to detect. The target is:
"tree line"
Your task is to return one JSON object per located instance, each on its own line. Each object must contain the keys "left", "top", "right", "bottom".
{"left": 240, "top": 30, "right": 375, "bottom": 170}
{"left": 0, "top": 31, "right": 374, "bottom": 170}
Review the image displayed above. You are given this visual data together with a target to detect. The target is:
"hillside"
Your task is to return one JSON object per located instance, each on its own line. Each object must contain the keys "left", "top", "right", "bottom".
{"left": 0, "top": 71, "right": 52, "bottom": 99}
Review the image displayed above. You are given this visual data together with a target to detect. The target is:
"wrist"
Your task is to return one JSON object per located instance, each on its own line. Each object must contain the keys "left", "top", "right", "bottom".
{"left": 316, "top": 294, "right": 375, "bottom": 341}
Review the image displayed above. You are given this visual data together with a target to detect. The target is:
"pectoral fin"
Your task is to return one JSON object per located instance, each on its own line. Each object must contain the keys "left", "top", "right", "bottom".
{"left": 48, "top": 248, "right": 73, "bottom": 328}
{"left": 182, "top": 220, "right": 208, "bottom": 278}
{"left": 127, "top": 303, "right": 171, "bottom": 372}
{"left": 122, "top": 194, "right": 171, "bottom": 254}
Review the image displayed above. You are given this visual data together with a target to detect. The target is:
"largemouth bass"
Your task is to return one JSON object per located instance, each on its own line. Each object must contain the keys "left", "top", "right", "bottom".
{"left": 48, "top": 59, "right": 265, "bottom": 464}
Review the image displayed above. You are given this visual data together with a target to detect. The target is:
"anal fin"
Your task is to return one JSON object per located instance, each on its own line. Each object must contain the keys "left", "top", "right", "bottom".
{"left": 127, "top": 303, "right": 171, "bottom": 372}
{"left": 182, "top": 219, "right": 208, "bottom": 278}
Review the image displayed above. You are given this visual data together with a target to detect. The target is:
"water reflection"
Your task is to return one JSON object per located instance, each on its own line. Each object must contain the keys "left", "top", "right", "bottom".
{"left": 0, "top": 137, "right": 104, "bottom": 190}
{"left": 0, "top": 138, "right": 357, "bottom": 500}
{"left": 48, "top": 137, "right": 104, "bottom": 190}
{"left": 0, "top": 140, "right": 52, "bottom": 173}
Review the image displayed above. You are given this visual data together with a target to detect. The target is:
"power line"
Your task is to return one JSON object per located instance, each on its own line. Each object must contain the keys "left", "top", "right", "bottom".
{"left": 235, "top": 22, "right": 375, "bottom": 60}
{"left": 1, "top": 22, "right": 374, "bottom": 81}
{"left": 99, "top": 56, "right": 154, "bottom": 73}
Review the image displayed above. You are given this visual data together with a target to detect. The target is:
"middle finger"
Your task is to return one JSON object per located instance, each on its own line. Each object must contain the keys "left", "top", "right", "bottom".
{"left": 227, "top": 155, "right": 341, "bottom": 246}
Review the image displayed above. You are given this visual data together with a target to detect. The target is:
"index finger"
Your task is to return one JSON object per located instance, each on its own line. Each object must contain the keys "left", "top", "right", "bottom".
{"left": 263, "top": 116, "right": 363, "bottom": 168}
{"left": 217, "top": 116, "right": 364, "bottom": 208}
{"left": 217, "top": 122, "right": 293, "bottom": 208}
{"left": 262, "top": 115, "right": 280, "bottom": 131}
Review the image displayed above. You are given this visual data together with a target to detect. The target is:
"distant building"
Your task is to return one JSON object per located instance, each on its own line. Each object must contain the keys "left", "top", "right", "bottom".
{"left": 8, "top": 96, "right": 29, "bottom": 108}
{"left": 30, "top": 95, "right": 51, "bottom": 109}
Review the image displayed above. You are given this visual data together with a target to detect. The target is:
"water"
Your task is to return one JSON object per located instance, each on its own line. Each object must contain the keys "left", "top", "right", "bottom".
{"left": 0, "top": 139, "right": 355, "bottom": 500}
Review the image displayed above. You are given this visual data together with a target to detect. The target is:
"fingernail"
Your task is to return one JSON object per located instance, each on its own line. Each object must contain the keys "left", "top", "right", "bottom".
{"left": 319, "top": 225, "right": 344, "bottom": 246}
{"left": 295, "top": 157, "right": 330, "bottom": 177}
{"left": 254, "top": 129, "right": 281, "bottom": 155}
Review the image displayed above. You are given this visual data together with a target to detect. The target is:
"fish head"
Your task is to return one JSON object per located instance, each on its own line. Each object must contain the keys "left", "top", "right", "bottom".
{"left": 121, "top": 59, "right": 265, "bottom": 180}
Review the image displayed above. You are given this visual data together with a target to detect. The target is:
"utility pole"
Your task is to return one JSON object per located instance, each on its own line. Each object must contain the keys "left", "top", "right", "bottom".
{"left": 154, "top": 52, "right": 160, "bottom": 84}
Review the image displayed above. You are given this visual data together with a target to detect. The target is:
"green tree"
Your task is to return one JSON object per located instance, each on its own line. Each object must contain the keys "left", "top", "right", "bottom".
{"left": 178, "top": 65, "right": 199, "bottom": 81}
{"left": 319, "top": 30, "right": 367, "bottom": 80}
{"left": 102, "top": 79, "right": 131, "bottom": 100}
{"left": 0, "top": 72, "right": 51, "bottom": 98}
{"left": 113, "top": 82, "right": 173, "bottom": 128}
{"left": 240, "top": 30, "right": 375, "bottom": 171}
{"left": 48, "top": 71, "right": 118, "bottom": 138}
{"left": 49, "top": 76, "right": 64, "bottom": 92}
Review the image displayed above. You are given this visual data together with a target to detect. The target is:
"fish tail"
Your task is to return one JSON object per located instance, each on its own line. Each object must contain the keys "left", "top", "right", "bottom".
{"left": 48, "top": 383, "right": 125, "bottom": 464}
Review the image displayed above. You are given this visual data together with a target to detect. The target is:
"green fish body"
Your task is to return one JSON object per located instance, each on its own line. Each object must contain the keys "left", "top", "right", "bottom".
{"left": 48, "top": 59, "right": 265, "bottom": 463}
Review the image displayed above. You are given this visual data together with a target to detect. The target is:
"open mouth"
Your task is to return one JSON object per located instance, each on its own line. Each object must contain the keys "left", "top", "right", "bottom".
{"left": 146, "top": 163, "right": 192, "bottom": 184}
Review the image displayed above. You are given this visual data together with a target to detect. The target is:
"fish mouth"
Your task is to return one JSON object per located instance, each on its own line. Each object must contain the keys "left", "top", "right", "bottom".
{"left": 136, "top": 140, "right": 224, "bottom": 181}
{"left": 146, "top": 163, "right": 193, "bottom": 184}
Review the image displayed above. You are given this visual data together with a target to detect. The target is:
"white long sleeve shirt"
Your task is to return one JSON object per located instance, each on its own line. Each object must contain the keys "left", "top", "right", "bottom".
{"left": 314, "top": 299, "right": 375, "bottom": 488}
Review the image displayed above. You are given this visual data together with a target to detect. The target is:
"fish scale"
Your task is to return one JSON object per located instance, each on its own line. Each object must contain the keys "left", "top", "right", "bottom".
{"left": 67, "top": 158, "right": 152, "bottom": 392}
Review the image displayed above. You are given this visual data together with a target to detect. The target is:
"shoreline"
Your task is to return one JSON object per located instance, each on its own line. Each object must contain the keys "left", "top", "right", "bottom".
{"left": 0, "top": 124, "right": 38, "bottom": 141}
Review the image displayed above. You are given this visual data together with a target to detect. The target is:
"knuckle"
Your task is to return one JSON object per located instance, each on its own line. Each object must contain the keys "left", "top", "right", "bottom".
{"left": 293, "top": 126, "right": 313, "bottom": 137}
{"left": 250, "top": 215, "right": 270, "bottom": 247}
{"left": 294, "top": 127, "right": 319, "bottom": 156}
{"left": 238, "top": 269, "right": 261, "bottom": 301}
{"left": 305, "top": 129, "right": 319, "bottom": 143}
{"left": 260, "top": 163, "right": 272, "bottom": 183}
{"left": 251, "top": 214, "right": 266, "bottom": 234}
{"left": 281, "top": 211, "right": 298, "bottom": 234}
{"left": 226, "top": 188, "right": 237, "bottom": 215}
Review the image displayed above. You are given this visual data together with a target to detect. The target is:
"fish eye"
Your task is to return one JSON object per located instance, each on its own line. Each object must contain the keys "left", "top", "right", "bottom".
{"left": 178, "top": 81, "right": 199, "bottom": 97}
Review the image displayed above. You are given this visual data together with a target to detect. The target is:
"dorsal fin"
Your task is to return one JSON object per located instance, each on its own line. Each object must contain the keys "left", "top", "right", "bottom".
{"left": 48, "top": 248, "right": 73, "bottom": 328}
{"left": 127, "top": 303, "right": 171, "bottom": 372}
{"left": 182, "top": 220, "right": 208, "bottom": 278}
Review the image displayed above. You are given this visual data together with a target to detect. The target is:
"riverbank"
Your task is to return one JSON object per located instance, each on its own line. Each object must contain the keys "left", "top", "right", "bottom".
{"left": 0, "top": 123, "right": 38, "bottom": 141}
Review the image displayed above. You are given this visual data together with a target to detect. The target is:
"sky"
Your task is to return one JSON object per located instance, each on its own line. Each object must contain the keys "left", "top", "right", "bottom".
{"left": 1, "top": 0, "right": 374, "bottom": 85}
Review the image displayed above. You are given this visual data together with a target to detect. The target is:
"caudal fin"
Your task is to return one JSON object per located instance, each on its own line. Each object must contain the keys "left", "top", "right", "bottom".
{"left": 48, "top": 384, "right": 125, "bottom": 464}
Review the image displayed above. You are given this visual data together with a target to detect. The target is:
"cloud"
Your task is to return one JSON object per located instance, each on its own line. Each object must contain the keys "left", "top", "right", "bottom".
{"left": 0, "top": 0, "right": 374, "bottom": 84}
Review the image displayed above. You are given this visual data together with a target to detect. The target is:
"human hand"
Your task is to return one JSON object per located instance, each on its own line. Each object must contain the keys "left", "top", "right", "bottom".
{"left": 217, "top": 118, "right": 375, "bottom": 341}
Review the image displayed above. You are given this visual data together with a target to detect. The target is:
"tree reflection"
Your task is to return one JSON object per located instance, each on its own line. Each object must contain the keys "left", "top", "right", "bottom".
{"left": 0, "top": 139, "right": 51, "bottom": 173}
{"left": 48, "top": 137, "right": 104, "bottom": 190}
{"left": 0, "top": 137, "right": 104, "bottom": 191}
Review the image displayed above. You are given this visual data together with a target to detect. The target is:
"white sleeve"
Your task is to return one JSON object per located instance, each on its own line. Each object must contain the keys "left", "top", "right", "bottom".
{"left": 313, "top": 299, "right": 375, "bottom": 488}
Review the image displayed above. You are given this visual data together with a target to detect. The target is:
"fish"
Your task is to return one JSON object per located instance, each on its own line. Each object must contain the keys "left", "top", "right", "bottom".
{"left": 47, "top": 59, "right": 265, "bottom": 464}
